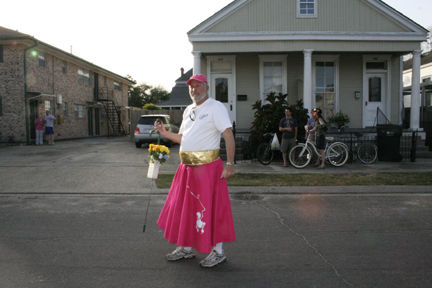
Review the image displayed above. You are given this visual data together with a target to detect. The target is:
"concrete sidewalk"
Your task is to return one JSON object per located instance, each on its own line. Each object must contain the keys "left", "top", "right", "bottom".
{"left": 159, "top": 142, "right": 432, "bottom": 194}
{"left": 0, "top": 137, "right": 431, "bottom": 194}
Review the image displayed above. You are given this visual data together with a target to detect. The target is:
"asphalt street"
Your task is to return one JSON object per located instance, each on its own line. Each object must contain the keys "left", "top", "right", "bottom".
{"left": 0, "top": 137, "right": 431, "bottom": 288}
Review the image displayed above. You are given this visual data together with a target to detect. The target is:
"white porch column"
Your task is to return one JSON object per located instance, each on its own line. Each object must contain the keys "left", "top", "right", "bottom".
{"left": 410, "top": 50, "right": 421, "bottom": 130}
{"left": 192, "top": 51, "right": 202, "bottom": 75}
{"left": 303, "top": 49, "right": 314, "bottom": 114}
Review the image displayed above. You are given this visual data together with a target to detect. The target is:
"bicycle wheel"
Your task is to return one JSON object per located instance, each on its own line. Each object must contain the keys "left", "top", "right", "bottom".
{"left": 289, "top": 144, "right": 312, "bottom": 169}
{"left": 326, "top": 142, "right": 349, "bottom": 167}
{"left": 357, "top": 142, "right": 377, "bottom": 164}
{"left": 256, "top": 143, "right": 274, "bottom": 165}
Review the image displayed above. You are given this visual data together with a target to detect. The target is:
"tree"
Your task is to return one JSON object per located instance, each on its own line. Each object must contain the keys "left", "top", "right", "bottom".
{"left": 146, "top": 85, "right": 170, "bottom": 104}
{"left": 127, "top": 76, "right": 170, "bottom": 108}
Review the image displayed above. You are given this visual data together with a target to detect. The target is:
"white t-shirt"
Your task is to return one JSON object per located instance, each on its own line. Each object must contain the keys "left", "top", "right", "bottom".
{"left": 179, "top": 98, "right": 232, "bottom": 152}
{"left": 44, "top": 115, "right": 56, "bottom": 127}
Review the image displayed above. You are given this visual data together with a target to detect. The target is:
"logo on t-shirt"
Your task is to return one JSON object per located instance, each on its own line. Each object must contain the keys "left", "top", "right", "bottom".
{"left": 199, "top": 114, "right": 208, "bottom": 120}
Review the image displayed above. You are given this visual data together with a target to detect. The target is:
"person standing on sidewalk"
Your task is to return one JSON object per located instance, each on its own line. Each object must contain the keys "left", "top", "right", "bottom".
{"left": 279, "top": 107, "right": 298, "bottom": 167}
{"left": 153, "top": 74, "right": 236, "bottom": 268}
{"left": 311, "top": 108, "right": 327, "bottom": 169}
{"left": 44, "top": 110, "right": 56, "bottom": 145}
{"left": 304, "top": 111, "right": 316, "bottom": 142}
{"left": 35, "top": 113, "right": 45, "bottom": 145}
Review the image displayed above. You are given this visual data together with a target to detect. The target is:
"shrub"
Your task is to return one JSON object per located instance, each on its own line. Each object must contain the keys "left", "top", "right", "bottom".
{"left": 143, "top": 103, "right": 161, "bottom": 110}
{"left": 248, "top": 92, "right": 308, "bottom": 158}
{"left": 329, "top": 110, "right": 350, "bottom": 128}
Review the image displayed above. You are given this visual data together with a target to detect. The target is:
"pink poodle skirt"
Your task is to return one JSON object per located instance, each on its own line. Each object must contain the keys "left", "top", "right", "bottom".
{"left": 157, "top": 159, "right": 236, "bottom": 253}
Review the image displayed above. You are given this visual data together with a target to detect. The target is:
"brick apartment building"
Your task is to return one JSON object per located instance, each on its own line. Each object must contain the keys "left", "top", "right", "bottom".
{"left": 0, "top": 26, "right": 135, "bottom": 144}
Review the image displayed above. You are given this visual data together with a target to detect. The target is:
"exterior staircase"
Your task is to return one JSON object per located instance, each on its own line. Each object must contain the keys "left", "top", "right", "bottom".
{"left": 401, "top": 134, "right": 432, "bottom": 159}
{"left": 97, "top": 87, "right": 126, "bottom": 137}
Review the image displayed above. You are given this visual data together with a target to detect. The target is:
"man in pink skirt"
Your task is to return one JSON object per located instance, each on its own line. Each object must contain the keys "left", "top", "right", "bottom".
{"left": 153, "top": 74, "right": 236, "bottom": 268}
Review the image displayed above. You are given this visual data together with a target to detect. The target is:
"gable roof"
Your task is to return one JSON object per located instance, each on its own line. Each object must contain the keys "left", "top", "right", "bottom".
{"left": 0, "top": 25, "right": 135, "bottom": 85}
{"left": 158, "top": 69, "right": 193, "bottom": 108}
{"left": 188, "top": 0, "right": 428, "bottom": 43}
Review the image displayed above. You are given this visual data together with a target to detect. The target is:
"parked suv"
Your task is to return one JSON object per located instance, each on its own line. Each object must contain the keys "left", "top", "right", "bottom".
{"left": 134, "top": 114, "right": 179, "bottom": 148}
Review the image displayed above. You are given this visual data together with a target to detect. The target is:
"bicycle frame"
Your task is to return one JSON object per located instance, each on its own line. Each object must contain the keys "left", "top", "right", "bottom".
{"left": 290, "top": 132, "right": 349, "bottom": 168}
{"left": 297, "top": 134, "right": 329, "bottom": 160}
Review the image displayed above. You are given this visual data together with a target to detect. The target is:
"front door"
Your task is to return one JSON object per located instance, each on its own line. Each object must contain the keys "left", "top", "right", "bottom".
{"left": 210, "top": 73, "right": 235, "bottom": 122}
{"left": 88, "top": 107, "right": 93, "bottom": 136}
{"left": 94, "top": 108, "right": 100, "bottom": 136}
{"left": 29, "top": 100, "right": 37, "bottom": 141}
{"left": 363, "top": 73, "right": 387, "bottom": 127}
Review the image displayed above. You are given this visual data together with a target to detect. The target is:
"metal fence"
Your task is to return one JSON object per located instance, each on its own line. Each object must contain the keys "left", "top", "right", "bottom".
{"left": 331, "top": 131, "right": 418, "bottom": 163}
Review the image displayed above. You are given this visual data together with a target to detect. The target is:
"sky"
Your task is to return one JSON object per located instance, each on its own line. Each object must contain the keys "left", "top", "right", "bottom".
{"left": 2, "top": 0, "right": 431, "bottom": 91}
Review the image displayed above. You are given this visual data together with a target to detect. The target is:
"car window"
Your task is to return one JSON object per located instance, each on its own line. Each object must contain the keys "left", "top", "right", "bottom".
{"left": 138, "top": 116, "right": 167, "bottom": 125}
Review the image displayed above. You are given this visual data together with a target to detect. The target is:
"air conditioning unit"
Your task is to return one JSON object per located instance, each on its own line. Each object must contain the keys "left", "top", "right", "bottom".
{"left": 57, "top": 94, "right": 63, "bottom": 104}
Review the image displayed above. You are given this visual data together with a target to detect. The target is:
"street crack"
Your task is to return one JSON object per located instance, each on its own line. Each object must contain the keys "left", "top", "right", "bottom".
{"left": 257, "top": 201, "right": 356, "bottom": 288}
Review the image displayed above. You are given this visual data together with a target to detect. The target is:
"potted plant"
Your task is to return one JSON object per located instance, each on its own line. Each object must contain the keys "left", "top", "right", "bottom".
{"left": 329, "top": 110, "right": 350, "bottom": 129}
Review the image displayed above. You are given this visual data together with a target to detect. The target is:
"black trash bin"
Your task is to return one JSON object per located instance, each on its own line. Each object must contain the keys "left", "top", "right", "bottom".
{"left": 377, "top": 124, "right": 403, "bottom": 162}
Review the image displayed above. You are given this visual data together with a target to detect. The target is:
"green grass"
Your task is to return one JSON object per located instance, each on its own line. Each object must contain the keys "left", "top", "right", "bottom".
{"left": 155, "top": 172, "right": 432, "bottom": 188}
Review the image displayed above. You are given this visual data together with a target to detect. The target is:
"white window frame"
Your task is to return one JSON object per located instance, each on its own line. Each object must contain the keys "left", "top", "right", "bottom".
{"left": 78, "top": 68, "right": 91, "bottom": 86}
{"left": 114, "top": 81, "right": 122, "bottom": 91}
{"left": 63, "top": 102, "right": 68, "bottom": 118}
{"left": 259, "top": 55, "right": 288, "bottom": 102}
{"left": 297, "top": 0, "right": 317, "bottom": 18}
{"left": 74, "top": 104, "right": 85, "bottom": 118}
{"left": 45, "top": 100, "right": 53, "bottom": 114}
{"left": 312, "top": 55, "right": 340, "bottom": 120}
{"left": 422, "top": 76, "right": 431, "bottom": 83}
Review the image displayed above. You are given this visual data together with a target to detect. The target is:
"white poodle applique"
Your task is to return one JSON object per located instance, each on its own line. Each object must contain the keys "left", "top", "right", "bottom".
{"left": 187, "top": 186, "right": 206, "bottom": 234}
{"left": 195, "top": 212, "right": 206, "bottom": 234}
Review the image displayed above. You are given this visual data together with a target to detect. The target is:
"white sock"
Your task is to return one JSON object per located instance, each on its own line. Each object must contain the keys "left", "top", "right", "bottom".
{"left": 182, "top": 246, "right": 192, "bottom": 251}
{"left": 214, "top": 243, "right": 223, "bottom": 254}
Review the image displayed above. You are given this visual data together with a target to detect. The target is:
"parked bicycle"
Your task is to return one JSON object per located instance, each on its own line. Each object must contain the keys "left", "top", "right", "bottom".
{"left": 256, "top": 133, "right": 280, "bottom": 165}
{"left": 289, "top": 130, "right": 349, "bottom": 168}
{"left": 338, "top": 127, "right": 378, "bottom": 164}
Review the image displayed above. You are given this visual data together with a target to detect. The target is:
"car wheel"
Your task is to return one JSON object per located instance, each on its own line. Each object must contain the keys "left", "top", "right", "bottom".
{"left": 135, "top": 142, "right": 142, "bottom": 148}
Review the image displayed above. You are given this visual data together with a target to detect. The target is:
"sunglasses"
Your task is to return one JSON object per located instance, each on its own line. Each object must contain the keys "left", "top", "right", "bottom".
{"left": 189, "top": 107, "right": 196, "bottom": 121}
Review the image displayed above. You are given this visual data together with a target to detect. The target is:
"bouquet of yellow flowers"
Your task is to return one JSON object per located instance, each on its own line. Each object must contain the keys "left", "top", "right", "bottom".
{"left": 148, "top": 144, "right": 170, "bottom": 164}
{"left": 147, "top": 143, "right": 170, "bottom": 179}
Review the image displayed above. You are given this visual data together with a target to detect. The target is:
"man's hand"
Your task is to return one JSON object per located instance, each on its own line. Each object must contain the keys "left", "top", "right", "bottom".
{"left": 154, "top": 119, "right": 166, "bottom": 136}
{"left": 221, "top": 164, "right": 235, "bottom": 179}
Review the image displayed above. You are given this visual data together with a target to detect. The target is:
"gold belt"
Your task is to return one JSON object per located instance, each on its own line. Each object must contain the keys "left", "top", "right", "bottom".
{"left": 180, "top": 149, "right": 220, "bottom": 166}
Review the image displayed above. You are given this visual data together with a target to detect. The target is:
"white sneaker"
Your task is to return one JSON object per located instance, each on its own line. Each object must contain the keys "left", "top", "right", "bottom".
{"left": 200, "top": 249, "right": 226, "bottom": 267}
{"left": 165, "top": 246, "right": 196, "bottom": 261}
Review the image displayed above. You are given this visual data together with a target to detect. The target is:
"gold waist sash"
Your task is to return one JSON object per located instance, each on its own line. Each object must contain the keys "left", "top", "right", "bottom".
{"left": 180, "top": 149, "right": 220, "bottom": 166}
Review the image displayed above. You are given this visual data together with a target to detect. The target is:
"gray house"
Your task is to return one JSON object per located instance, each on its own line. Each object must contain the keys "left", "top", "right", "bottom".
{"left": 158, "top": 68, "right": 193, "bottom": 110}
{"left": 187, "top": 0, "right": 428, "bottom": 132}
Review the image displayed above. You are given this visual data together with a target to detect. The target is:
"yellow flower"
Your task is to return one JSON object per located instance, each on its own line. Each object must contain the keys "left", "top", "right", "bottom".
{"left": 148, "top": 144, "right": 170, "bottom": 164}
